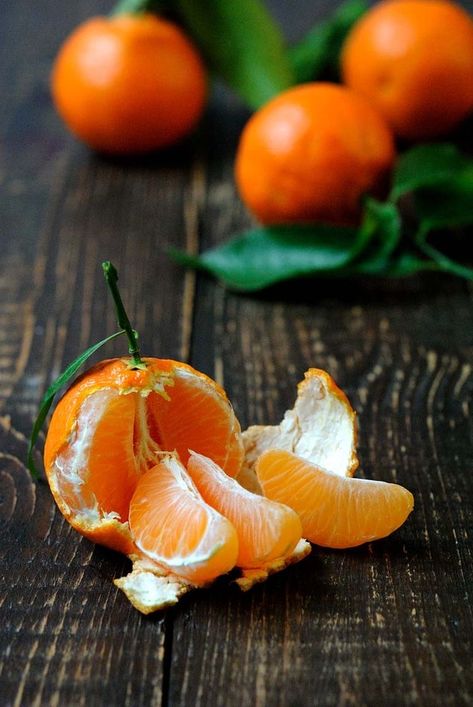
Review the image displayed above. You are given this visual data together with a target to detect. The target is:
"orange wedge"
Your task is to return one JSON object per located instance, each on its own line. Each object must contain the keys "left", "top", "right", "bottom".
{"left": 128, "top": 455, "right": 238, "bottom": 585}
{"left": 44, "top": 358, "right": 244, "bottom": 554}
{"left": 187, "top": 451, "right": 306, "bottom": 574}
{"left": 239, "top": 369, "right": 358, "bottom": 493}
{"left": 256, "top": 449, "right": 414, "bottom": 549}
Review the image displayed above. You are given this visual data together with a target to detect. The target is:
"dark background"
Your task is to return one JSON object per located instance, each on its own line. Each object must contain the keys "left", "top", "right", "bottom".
{"left": 1, "top": 1, "right": 472, "bottom": 705}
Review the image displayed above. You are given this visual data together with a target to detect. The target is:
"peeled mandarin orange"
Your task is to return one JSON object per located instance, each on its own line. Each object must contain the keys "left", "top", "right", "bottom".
{"left": 44, "top": 357, "right": 244, "bottom": 554}
{"left": 128, "top": 456, "right": 239, "bottom": 585}
{"left": 256, "top": 449, "right": 414, "bottom": 549}
{"left": 239, "top": 368, "right": 358, "bottom": 494}
{"left": 187, "top": 451, "right": 304, "bottom": 570}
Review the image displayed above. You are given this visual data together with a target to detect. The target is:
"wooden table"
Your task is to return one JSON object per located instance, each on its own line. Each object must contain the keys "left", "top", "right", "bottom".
{"left": 1, "top": 1, "right": 472, "bottom": 705}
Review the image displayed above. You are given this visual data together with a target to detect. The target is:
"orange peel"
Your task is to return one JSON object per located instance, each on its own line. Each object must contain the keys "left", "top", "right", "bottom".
{"left": 238, "top": 369, "right": 358, "bottom": 493}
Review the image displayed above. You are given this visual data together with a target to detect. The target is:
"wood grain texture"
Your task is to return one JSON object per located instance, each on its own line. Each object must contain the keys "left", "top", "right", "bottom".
{"left": 1, "top": 0, "right": 473, "bottom": 705}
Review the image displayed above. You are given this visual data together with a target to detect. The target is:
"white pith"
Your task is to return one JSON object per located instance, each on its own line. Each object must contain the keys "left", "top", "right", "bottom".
{"left": 239, "top": 370, "right": 358, "bottom": 492}
{"left": 50, "top": 373, "right": 175, "bottom": 524}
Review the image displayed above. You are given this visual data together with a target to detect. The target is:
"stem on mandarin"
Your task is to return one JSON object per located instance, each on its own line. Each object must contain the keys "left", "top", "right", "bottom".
{"left": 110, "top": 0, "right": 165, "bottom": 16}
{"left": 102, "top": 261, "right": 144, "bottom": 368}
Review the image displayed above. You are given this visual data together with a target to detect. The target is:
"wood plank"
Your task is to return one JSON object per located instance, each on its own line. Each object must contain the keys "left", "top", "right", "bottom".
{"left": 168, "top": 82, "right": 473, "bottom": 707}
{"left": 0, "top": 2, "right": 200, "bottom": 704}
{"left": 1, "top": 0, "right": 473, "bottom": 705}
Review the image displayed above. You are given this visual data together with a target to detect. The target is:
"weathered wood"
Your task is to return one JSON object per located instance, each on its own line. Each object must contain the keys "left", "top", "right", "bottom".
{"left": 1, "top": 0, "right": 473, "bottom": 705}
{"left": 168, "top": 69, "right": 473, "bottom": 707}
{"left": 0, "top": 2, "right": 199, "bottom": 705}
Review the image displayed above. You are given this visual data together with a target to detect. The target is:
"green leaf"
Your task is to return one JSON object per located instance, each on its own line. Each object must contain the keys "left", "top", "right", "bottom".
{"left": 390, "top": 143, "right": 471, "bottom": 201}
{"left": 413, "top": 167, "right": 473, "bottom": 230}
{"left": 356, "top": 198, "right": 401, "bottom": 267}
{"left": 413, "top": 225, "right": 473, "bottom": 281}
{"left": 171, "top": 223, "right": 365, "bottom": 291}
{"left": 349, "top": 251, "right": 438, "bottom": 277}
{"left": 27, "top": 330, "right": 126, "bottom": 479}
{"left": 172, "top": 0, "right": 294, "bottom": 109}
{"left": 289, "top": 0, "right": 368, "bottom": 83}
{"left": 170, "top": 197, "right": 399, "bottom": 291}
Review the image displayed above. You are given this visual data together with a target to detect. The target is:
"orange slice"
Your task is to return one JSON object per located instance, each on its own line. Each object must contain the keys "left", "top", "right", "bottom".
{"left": 187, "top": 451, "right": 307, "bottom": 577}
{"left": 128, "top": 455, "right": 238, "bottom": 585}
{"left": 256, "top": 449, "right": 414, "bottom": 549}
{"left": 44, "top": 358, "right": 244, "bottom": 553}
{"left": 239, "top": 369, "right": 358, "bottom": 493}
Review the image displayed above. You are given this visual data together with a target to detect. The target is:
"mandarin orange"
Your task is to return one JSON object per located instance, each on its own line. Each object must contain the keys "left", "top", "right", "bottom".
{"left": 235, "top": 82, "right": 395, "bottom": 226}
{"left": 342, "top": 0, "right": 473, "bottom": 139}
{"left": 51, "top": 14, "right": 207, "bottom": 153}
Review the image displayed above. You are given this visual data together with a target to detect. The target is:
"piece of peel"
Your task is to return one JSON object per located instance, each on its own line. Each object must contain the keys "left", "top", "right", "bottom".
{"left": 235, "top": 539, "right": 311, "bottom": 591}
{"left": 237, "top": 369, "right": 358, "bottom": 493}
{"left": 114, "top": 569, "right": 192, "bottom": 614}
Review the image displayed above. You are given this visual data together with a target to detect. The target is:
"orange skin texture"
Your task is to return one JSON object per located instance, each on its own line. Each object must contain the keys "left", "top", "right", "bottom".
{"left": 43, "top": 358, "right": 243, "bottom": 554}
{"left": 235, "top": 82, "right": 395, "bottom": 226}
{"left": 342, "top": 0, "right": 473, "bottom": 140}
{"left": 51, "top": 14, "right": 207, "bottom": 153}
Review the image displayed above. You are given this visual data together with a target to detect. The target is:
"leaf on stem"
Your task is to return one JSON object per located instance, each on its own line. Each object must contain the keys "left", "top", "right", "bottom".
{"left": 390, "top": 143, "right": 472, "bottom": 201}
{"left": 172, "top": 0, "right": 294, "bottom": 109}
{"left": 289, "top": 0, "right": 368, "bottom": 83}
{"left": 170, "top": 197, "right": 400, "bottom": 291}
{"left": 27, "top": 330, "right": 126, "bottom": 479}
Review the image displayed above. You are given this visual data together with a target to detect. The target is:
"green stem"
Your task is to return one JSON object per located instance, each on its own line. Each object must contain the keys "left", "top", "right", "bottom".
{"left": 111, "top": 0, "right": 166, "bottom": 16}
{"left": 102, "top": 261, "right": 144, "bottom": 367}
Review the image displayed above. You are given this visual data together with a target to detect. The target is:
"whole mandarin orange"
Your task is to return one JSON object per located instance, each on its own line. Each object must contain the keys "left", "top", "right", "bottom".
{"left": 51, "top": 14, "right": 207, "bottom": 154}
{"left": 341, "top": 0, "right": 473, "bottom": 140}
{"left": 235, "top": 82, "right": 395, "bottom": 226}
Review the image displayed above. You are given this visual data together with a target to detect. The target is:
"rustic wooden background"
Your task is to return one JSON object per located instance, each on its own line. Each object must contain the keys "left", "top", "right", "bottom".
{"left": 1, "top": 1, "right": 473, "bottom": 705}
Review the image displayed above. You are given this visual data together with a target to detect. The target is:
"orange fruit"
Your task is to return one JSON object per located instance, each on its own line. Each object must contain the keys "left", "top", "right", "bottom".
{"left": 342, "top": 0, "right": 473, "bottom": 140}
{"left": 235, "top": 82, "right": 395, "bottom": 226}
{"left": 128, "top": 456, "right": 239, "bottom": 586}
{"left": 44, "top": 357, "right": 244, "bottom": 554}
{"left": 239, "top": 368, "right": 359, "bottom": 494}
{"left": 51, "top": 14, "right": 207, "bottom": 153}
{"left": 256, "top": 449, "right": 414, "bottom": 549}
{"left": 187, "top": 451, "right": 303, "bottom": 569}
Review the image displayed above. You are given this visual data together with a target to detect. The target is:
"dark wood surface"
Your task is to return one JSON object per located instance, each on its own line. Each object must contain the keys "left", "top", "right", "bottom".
{"left": 1, "top": 1, "right": 473, "bottom": 705}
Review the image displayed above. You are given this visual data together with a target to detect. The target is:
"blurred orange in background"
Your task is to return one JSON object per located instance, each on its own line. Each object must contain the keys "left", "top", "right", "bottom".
{"left": 235, "top": 82, "right": 395, "bottom": 226}
{"left": 342, "top": 0, "right": 473, "bottom": 139}
{"left": 51, "top": 13, "right": 207, "bottom": 154}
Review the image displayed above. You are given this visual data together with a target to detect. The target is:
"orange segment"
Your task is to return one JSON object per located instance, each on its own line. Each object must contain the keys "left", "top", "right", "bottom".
{"left": 256, "top": 450, "right": 414, "bottom": 549}
{"left": 147, "top": 367, "right": 243, "bottom": 477}
{"left": 129, "top": 456, "right": 239, "bottom": 585}
{"left": 187, "top": 451, "right": 303, "bottom": 569}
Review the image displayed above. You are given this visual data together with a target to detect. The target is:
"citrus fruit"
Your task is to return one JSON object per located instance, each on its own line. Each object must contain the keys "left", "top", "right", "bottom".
{"left": 44, "top": 357, "right": 244, "bottom": 554}
{"left": 239, "top": 369, "right": 359, "bottom": 494}
{"left": 128, "top": 456, "right": 239, "bottom": 586}
{"left": 187, "top": 451, "right": 305, "bottom": 570}
{"left": 235, "top": 82, "right": 395, "bottom": 226}
{"left": 341, "top": 0, "right": 473, "bottom": 140}
{"left": 51, "top": 14, "right": 207, "bottom": 153}
{"left": 256, "top": 449, "right": 414, "bottom": 549}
